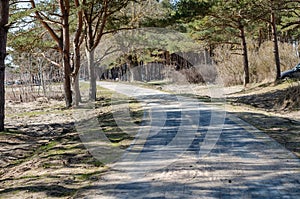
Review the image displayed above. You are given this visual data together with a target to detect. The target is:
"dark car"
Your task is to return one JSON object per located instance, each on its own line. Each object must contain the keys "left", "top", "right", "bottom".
{"left": 5, "top": 81, "right": 14, "bottom": 85}
{"left": 280, "top": 63, "right": 300, "bottom": 79}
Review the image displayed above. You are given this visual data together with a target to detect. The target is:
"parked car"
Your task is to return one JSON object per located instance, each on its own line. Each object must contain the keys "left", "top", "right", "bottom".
{"left": 15, "top": 79, "right": 24, "bottom": 85}
{"left": 280, "top": 63, "right": 300, "bottom": 79}
{"left": 5, "top": 81, "right": 14, "bottom": 85}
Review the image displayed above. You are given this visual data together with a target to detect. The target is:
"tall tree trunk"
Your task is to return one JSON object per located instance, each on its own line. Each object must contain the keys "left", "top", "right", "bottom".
{"left": 62, "top": 0, "right": 72, "bottom": 108}
{"left": 0, "top": 0, "right": 9, "bottom": 131}
{"left": 30, "top": 0, "right": 73, "bottom": 107}
{"left": 271, "top": 11, "right": 281, "bottom": 81}
{"left": 73, "top": 74, "right": 81, "bottom": 106}
{"left": 72, "top": 0, "right": 82, "bottom": 106}
{"left": 72, "top": 47, "right": 82, "bottom": 106}
{"left": 86, "top": 48, "right": 96, "bottom": 100}
{"left": 240, "top": 25, "right": 250, "bottom": 86}
{"left": 38, "top": 59, "right": 47, "bottom": 97}
{"left": 63, "top": 48, "right": 72, "bottom": 108}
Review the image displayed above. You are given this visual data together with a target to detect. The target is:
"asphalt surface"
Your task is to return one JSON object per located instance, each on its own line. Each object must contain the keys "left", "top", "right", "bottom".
{"left": 75, "top": 81, "right": 300, "bottom": 199}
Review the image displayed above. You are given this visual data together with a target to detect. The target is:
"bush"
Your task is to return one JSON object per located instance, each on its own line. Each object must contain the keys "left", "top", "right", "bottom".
{"left": 180, "top": 67, "right": 204, "bottom": 84}
{"left": 213, "top": 41, "right": 299, "bottom": 86}
{"left": 163, "top": 64, "right": 218, "bottom": 84}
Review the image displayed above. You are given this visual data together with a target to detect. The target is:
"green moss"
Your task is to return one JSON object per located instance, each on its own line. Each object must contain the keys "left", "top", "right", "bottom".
{"left": 106, "top": 132, "right": 132, "bottom": 143}
{"left": 10, "top": 158, "right": 28, "bottom": 167}
{"left": 8, "top": 110, "right": 59, "bottom": 118}
{"left": 0, "top": 129, "right": 23, "bottom": 135}
{"left": 75, "top": 170, "right": 106, "bottom": 181}
{"left": 86, "top": 159, "right": 104, "bottom": 167}
{"left": 146, "top": 80, "right": 170, "bottom": 86}
{"left": 40, "top": 141, "right": 59, "bottom": 151}
{"left": 41, "top": 162, "right": 61, "bottom": 169}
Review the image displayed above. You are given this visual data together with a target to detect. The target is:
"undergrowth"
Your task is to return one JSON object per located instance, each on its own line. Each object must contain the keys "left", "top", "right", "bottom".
{"left": 214, "top": 41, "right": 299, "bottom": 86}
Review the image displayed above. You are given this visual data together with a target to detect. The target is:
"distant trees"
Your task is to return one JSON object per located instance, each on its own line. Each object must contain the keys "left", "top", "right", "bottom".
{"left": 2, "top": 0, "right": 300, "bottom": 110}
{"left": 82, "top": 0, "right": 155, "bottom": 100}
{"left": 281, "top": 2, "right": 300, "bottom": 39}
{"left": 29, "top": 0, "right": 73, "bottom": 107}
{"left": 7, "top": 12, "right": 65, "bottom": 101}
{"left": 7, "top": 0, "right": 166, "bottom": 106}
{"left": 171, "top": 0, "right": 252, "bottom": 86}
{"left": 172, "top": 0, "right": 300, "bottom": 85}
{"left": 82, "top": 0, "right": 133, "bottom": 100}
{"left": 206, "top": 0, "right": 253, "bottom": 86}
{"left": 250, "top": 0, "right": 290, "bottom": 80}
{"left": 0, "top": 0, "right": 9, "bottom": 131}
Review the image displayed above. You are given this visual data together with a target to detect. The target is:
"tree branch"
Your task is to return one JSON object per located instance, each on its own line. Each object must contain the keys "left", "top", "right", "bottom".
{"left": 29, "top": 0, "right": 62, "bottom": 52}
{"left": 40, "top": 52, "right": 61, "bottom": 68}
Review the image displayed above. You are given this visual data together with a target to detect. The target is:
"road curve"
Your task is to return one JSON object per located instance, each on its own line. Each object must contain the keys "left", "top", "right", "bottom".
{"left": 75, "top": 81, "right": 300, "bottom": 199}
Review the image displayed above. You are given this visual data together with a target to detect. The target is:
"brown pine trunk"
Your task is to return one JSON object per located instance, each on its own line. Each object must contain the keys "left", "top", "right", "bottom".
{"left": 62, "top": 0, "right": 72, "bottom": 108}
{"left": 63, "top": 51, "right": 72, "bottom": 108}
{"left": 0, "top": 0, "right": 9, "bottom": 131}
{"left": 30, "top": 0, "right": 73, "bottom": 108}
{"left": 73, "top": 74, "right": 81, "bottom": 106}
{"left": 72, "top": 47, "right": 82, "bottom": 106}
{"left": 271, "top": 11, "right": 281, "bottom": 81}
{"left": 240, "top": 25, "right": 250, "bottom": 87}
{"left": 73, "top": 0, "right": 83, "bottom": 106}
{"left": 86, "top": 48, "right": 96, "bottom": 100}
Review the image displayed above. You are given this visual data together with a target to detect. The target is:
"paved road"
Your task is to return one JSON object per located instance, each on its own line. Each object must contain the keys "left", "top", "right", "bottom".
{"left": 75, "top": 82, "right": 300, "bottom": 199}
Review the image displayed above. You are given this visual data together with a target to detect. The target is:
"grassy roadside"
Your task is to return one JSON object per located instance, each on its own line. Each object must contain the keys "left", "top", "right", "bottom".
{"left": 0, "top": 83, "right": 144, "bottom": 199}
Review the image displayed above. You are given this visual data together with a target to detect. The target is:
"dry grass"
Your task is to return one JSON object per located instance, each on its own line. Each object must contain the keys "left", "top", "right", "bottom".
{"left": 5, "top": 84, "right": 64, "bottom": 103}
{"left": 276, "top": 83, "right": 300, "bottom": 111}
{"left": 163, "top": 64, "right": 217, "bottom": 84}
{"left": 214, "top": 41, "right": 299, "bottom": 86}
{"left": 0, "top": 83, "right": 144, "bottom": 198}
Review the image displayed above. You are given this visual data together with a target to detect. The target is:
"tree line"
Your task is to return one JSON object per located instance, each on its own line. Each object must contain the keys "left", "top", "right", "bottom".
{"left": 167, "top": 0, "right": 300, "bottom": 86}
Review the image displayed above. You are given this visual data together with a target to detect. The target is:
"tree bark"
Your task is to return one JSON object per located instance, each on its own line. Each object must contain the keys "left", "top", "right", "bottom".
{"left": 271, "top": 11, "right": 281, "bottom": 81}
{"left": 31, "top": 0, "right": 73, "bottom": 108}
{"left": 72, "top": 48, "right": 82, "bottom": 106}
{"left": 0, "top": 0, "right": 9, "bottom": 131}
{"left": 72, "top": 0, "right": 82, "bottom": 106}
{"left": 62, "top": 0, "right": 72, "bottom": 107}
{"left": 73, "top": 74, "right": 81, "bottom": 105}
{"left": 240, "top": 24, "right": 250, "bottom": 87}
{"left": 86, "top": 48, "right": 96, "bottom": 100}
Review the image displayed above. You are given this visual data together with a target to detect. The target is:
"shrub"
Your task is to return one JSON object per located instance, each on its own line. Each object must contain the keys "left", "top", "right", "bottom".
{"left": 213, "top": 41, "right": 299, "bottom": 86}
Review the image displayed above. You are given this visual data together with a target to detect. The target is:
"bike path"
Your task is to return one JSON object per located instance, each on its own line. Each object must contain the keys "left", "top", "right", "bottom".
{"left": 75, "top": 82, "right": 300, "bottom": 199}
